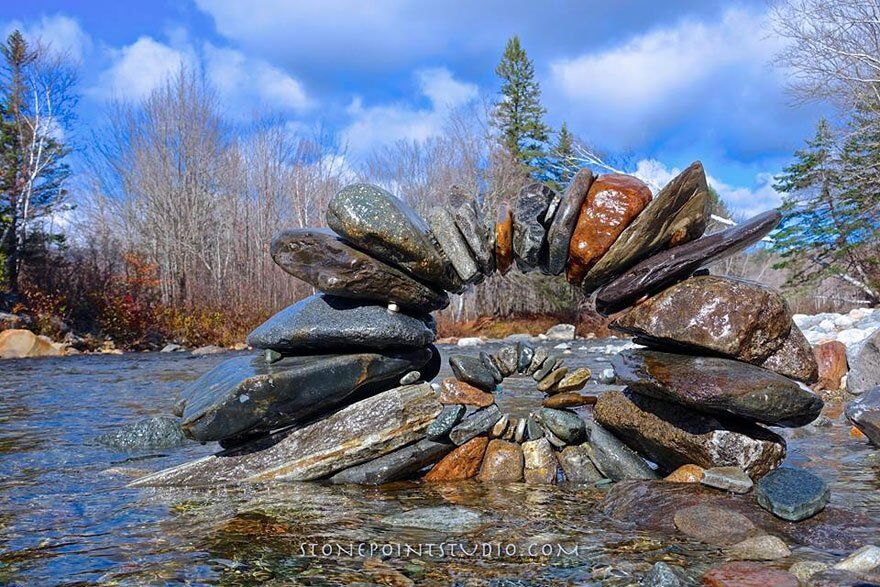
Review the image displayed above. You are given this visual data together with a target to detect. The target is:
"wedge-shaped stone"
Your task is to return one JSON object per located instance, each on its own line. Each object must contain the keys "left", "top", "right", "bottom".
{"left": 424, "top": 436, "right": 489, "bottom": 481}
{"left": 452, "top": 197, "right": 495, "bottom": 274}
{"left": 845, "top": 387, "right": 880, "bottom": 446}
{"left": 427, "top": 207, "right": 481, "bottom": 284}
{"left": 596, "top": 209, "right": 782, "bottom": 314}
{"left": 271, "top": 228, "right": 449, "bottom": 312}
{"left": 544, "top": 169, "right": 594, "bottom": 275}
{"left": 494, "top": 203, "right": 514, "bottom": 275}
{"left": 580, "top": 162, "right": 711, "bottom": 292}
{"left": 181, "top": 349, "right": 432, "bottom": 441}
{"left": 247, "top": 294, "right": 435, "bottom": 353}
{"left": 130, "top": 383, "right": 441, "bottom": 486}
{"left": 513, "top": 182, "right": 557, "bottom": 272}
{"left": 759, "top": 323, "right": 819, "bottom": 383}
{"left": 612, "top": 349, "right": 823, "bottom": 427}
{"left": 328, "top": 438, "right": 454, "bottom": 485}
{"left": 583, "top": 420, "right": 657, "bottom": 481}
{"left": 326, "top": 183, "right": 457, "bottom": 290}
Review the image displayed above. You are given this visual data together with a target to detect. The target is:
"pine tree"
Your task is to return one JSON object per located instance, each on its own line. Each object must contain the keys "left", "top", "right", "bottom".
{"left": 551, "top": 121, "right": 575, "bottom": 186}
{"left": 493, "top": 36, "right": 551, "bottom": 177}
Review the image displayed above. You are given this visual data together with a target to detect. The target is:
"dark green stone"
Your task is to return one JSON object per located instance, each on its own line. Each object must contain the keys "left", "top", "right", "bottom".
{"left": 426, "top": 404, "right": 466, "bottom": 440}
{"left": 449, "top": 354, "right": 496, "bottom": 392}
{"left": 537, "top": 408, "right": 586, "bottom": 444}
{"left": 756, "top": 467, "right": 829, "bottom": 521}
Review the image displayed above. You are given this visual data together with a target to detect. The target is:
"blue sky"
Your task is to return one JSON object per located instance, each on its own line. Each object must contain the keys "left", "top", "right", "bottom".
{"left": 2, "top": 0, "right": 830, "bottom": 217}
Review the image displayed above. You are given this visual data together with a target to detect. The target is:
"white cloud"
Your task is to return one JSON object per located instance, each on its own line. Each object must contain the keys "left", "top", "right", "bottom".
{"left": 341, "top": 67, "right": 478, "bottom": 156}
{"left": 2, "top": 14, "right": 91, "bottom": 61}
{"left": 94, "top": 37, "right": 193, "bottom": 101}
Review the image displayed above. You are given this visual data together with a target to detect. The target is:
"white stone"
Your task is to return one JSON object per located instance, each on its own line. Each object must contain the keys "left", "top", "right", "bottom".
{"left": 833, "top": 545, "right": 880, "bottom": 573}
{"left": 457, "top": 337, "right": 483, "bottom": 347}
{"left": 554, "top": 342, "right": 570, "bottom": 350}
{"left": 834, "top": 315, "right": 855, "bottom": 328}
{"left": 818, "top": 319, "right": 836, "bottom": 332}
{"left": 544, "top": 324, "right": 576, "bottom": 340}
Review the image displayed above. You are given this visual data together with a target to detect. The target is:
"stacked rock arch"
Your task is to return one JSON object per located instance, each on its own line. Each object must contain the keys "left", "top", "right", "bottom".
{"left": 135, "top": 161, "right": 824, "bottom": 490}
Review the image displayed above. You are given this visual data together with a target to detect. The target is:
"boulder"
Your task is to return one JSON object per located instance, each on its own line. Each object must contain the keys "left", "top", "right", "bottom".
{"left": 130, "top": 383, "right": 441, "bottom": 486}
{"left": 813, "top": 340, "right": 848, "bottom": 390}
{"left": 566, "top": 173, "right": 653, "bottom": 284}
{"left": 328, "top": 438, "right": 454, "bottom": 485}
{"left": 477, "top": 439, "right": 524, "bottom": 482}
{"left": 579, "top": 162, "right": 711, "bottom": 292}
{"left": 247, "top": 294, "right": 435, "bottom": 353}
{"left": 759, "top": 323, "right": 820, "bottom": 384}
{"left": 512, "top": 182, "right": 557, "bottom": 272}
{"left": 544, "top": 323, "right": 576, "bottom": 340}
{"left": 424, "top": 436, "right": 488, "bottom": 481}
{"left": 271, "top": 228, "right": 449, "bottom": 312}
{"left": 427, "top": 207, "right": 479, "bottom": 285}
{"left": 95, "top": 416, "right": 188, "bottom": 451}
{"left": 544, "top": 169, "right": 594, "bottom": 275}
{"left": 494, "top": 202, "right": 514, "bottom": 275}
{"left": 612, "top": 349, "right": 823, "bottom": 427}
{"left": 595, "top": 209, "right": 781, "bottom": 314}
{"left": 594, "top": 390, "right": 786, "bottom": 478}
{"left": 755, "top": 467, "right": 829, "bottom": 522}
{"left": 180, "top": 349, "right": 432, "bottom": 441}
{"left": 0, "top": 329, "right": 64, "bottom": 359}
{"left": 847, "top": 329, "right": 880, "bottom": 394}
{"left": 845, "top": 386, "right": 880, "bottom": 446}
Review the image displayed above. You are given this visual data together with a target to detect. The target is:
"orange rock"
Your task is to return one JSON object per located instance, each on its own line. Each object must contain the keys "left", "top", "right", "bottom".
{"left": 542, "top": 393, "right": 597, "bottom": 409}
{"left": 566, "top": 174, "right": 652, "bottom": 285}
{"left": 494, "top": 202, "right": 513, "bottom": 275}
{"left": 439, "top": 377, "right": 495, "bottom": 407}
{"left": 851, "top": 426, "right": 867, "bottom": 440}
{"left": 424, "top": 436, "right": 488, "bottom": 481}
{"left": 665, "top": 464, "right": 705, "bottom": 483}
{"left": 477, "top": 439, "right": 524, "bottom": 482}
{"left": 812, "top": 340, "right": 848, "bottom": 390}
{"left": 702, "top": 561, "right": 798, "bottom": 587}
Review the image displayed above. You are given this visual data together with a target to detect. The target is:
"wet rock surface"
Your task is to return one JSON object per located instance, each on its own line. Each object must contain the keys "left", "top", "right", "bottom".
{"left": 755, "top": 467, "right": 829, "bottom": 521}
{"left": 759, "top": 322, "right": 819, "bottom": 383}
{"left": 583, "top": 419, "right": 657, "bottom": 481}
{"left": 544, "top": 169, "right": 593, "bottom": 275}
{"left": 845, "top": 386, "right": 880, "bottom": 445}
{"left": 328, "top": 438, "right": 454, "bottom": 485}
{"left": 423, "top": 436, "right": 488, "bottom": 481}
{"left": 512, "top": 182, "right": 556, "bottom": 272}
{"left": 95, "top": 416, "right": 188, "bottom": 451}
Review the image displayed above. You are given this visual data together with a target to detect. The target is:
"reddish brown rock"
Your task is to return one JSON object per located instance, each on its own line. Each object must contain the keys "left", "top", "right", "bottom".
{"left": 665, "top": 464, "right": 704, "bottom": 483}
{"left": 542, "top": 393, "right": 597, "bottom": 409}
{"left": 477, "top": 439, "right": 524, "bottom": 482}
{"left": 439, "top": 377, "right": 495, "bottom": 408}
{"left": 424, "top": 436, "right": 489, "bottom": 482}
{"left": 494, "top": 203, "right": 513, "bottom": 275}
{"left": 813, "top": 340, "right": 848, "bottom": 391}
{"left": 567, "top": 174, "right": 652, "bottom": 285}
{"left": 702, "top": 562, "right": 798, "bottom": 587}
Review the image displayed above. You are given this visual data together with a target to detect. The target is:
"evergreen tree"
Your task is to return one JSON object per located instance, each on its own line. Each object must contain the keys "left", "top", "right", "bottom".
{"left": 551, "top": 121, "right": 575, "bottom": 186}
{"left": 493, "top": 36, "right": 551, "bottom": 178}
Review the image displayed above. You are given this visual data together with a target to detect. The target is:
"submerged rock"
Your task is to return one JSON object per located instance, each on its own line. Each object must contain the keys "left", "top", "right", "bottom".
{"left": 701, "top": 562, "right": 797, "bottom": 587}
{"left": 247, "top": 294, "right": 435, "bottom": 353}
{"left": 755, "top": 467, "right": 829, "bottom": 522}
{"left": 700, "top": 466, "right": 753, "bottom": 494}
{"left": 544, "top": 169, "right": 594, "bottom": 275}
{"left": 558, "top": 444, "right": 603, "bottom": 483}
{"left": 643, "top": 562, "right": 689, "bottom": 587}
{"left": 512, "top": 182, "right": 557, "bottom": 272}
{"left": 382, "top": 506, "right": 486, "bottom": 533}
{"left": 724, "top": 535, "right": 791, "bottom": 561}
{"left": 673, "top": 503, "right": 757, "bottom": 546}
{"left": 845, "top": 386, "right": 880, "bottom": 446}
{"left": 95, "top": 416, "right": 187, "bottom": 451}
{"left": 327, "top": 438, "right": 453, "bottom": 485}
{"left": 271, "top": 228, "right": 449, "bottom": 312}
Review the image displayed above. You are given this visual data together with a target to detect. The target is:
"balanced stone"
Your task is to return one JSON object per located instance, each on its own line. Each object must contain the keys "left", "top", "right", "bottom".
{"left": 755, "top": 467, "right": 829, "bottom": 521}
{"left": 558, "top": 444, "right": 603, "bottom": 483}
{"left": 513, "top": 182, "right": 557, "bottom": 272}
{"left": 517, "top": 343, "right": 534, "bottom": 373}
{"left": 543, "top": 392, "right": 596, "bottom": 409}
{"left": 426, "top": 404, "right": 466, "bottom": 440}
{"left": 449, "top": 354, "right": 496, "bottom": 392}
{"left": 439, "top": 377, "right": 495, "bottom": 407}
{"left": 424, "top": 436, "right": 488, "bottom": 481}
{"left": 537, "top": 367, "right": 568, "bottom": 392}
{"left": 612, "top": 349, "right": 823, "bottom": 427}
{"left": 555, "top": 367, "right": 591, "bottom": 392}
{"left": 495, "top": 344, "right": 519, "bottom": 376}
{"left": 544, "top": 169, "right": 594, "bottom": 275}
{"left": 523, "top": 438, "right": 557, "bottom": 484}
{"left": 580, "top": 162, "right": 711, "bottom": 292}
{"left": 594, "top": 390, "right": 786, "bottom": 478}
{"left": 596, "top": 209, "right": 781, "bottom": 314}
{"left": 845, "top": 386, "right": 880, "bottom": 446}
{"left": 490, "top": 414, "right": 510, "bottom": 438}
{"left": 612, "top": 276, "right": 793, "bottom": 363}
{"left": 583, "top": 420, "right": 657, "bottom": 481}
{"left": 700, "top": 466, "right": 753, "bottom": 494}
{"left": 271, "top": 228, "right": 449, "bottom": 312}
{"left": 427, "top": 207, "right": 481, "bottom": 284}
{"left": 448, "top": 404, "right": 502, "bottom": 445}
{"left": 328, "top": 438, "right": 454, "bottom": 485}
{"left": 494, "top": 202, "right": 514, "bottom": 275}
{"left": 181, "top": 349, "right": 432, "bottom": 441}
{"left": 533, "top": 355, "right": 562, "bottom": 381}
{"left": 247, "top": 294, "right": 435, "bottom": 353}
{"left": 326, "top": 183, "right": 457, "bottom": 290}
{"left": 513, "top": 418, "right": 527, "bottom": 443}
{"left": 131, "top": 383, "right": 441, "bottom": 486}
{"left": 759, "top": 322, "right": 819, "bottom": 383}
{"left": 478, "top": 439, "right": 524, "bottom": 482}
{"left": 567, "top": 173, "right": 652, "bottom": 285}
{"left": 452, "top": 198, "right": 495, "bottom": 274}
{"left": 536, "top": 408, "right": 586, "bottom": 444}
{"left": 480, "top": 351, "right": 504, "bottom": 382}
{"left": 527, "top": 347, "right": 549, "bottom": 376}
{"left": 526, "top": 417, "right": 543, "bottom": 441}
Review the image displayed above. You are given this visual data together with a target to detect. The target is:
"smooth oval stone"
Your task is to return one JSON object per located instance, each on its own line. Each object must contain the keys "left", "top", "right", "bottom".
{"left": 724, "top": 534, "right": 791, "bottom": 561}
{"left": 247, "top": 294, "right": 435, "bottom": 353}
{"left": 513, "top": 182, "right": 557, "bottom": 272}
{"left": 479, "top": 351, "right": 503, "bottom": 382}
{"left": 452, "top": 197, "right": 495, "bottom": 274}
{"left": 494, "top": 202, "right": 514, "bottom": 275}
{"left": 477, "top": 439, "right": 524, "bottom": 482}
{"left": 448, "top": 404, "right": 502, "bottom": 445}
{"left": 612, "top": 349, "right": 823, "bottom": 427}
{"left": 580, "top": 162, "right": 711, "bottom": 293}
{"left": 567, "top": 173, "right": 652, "bottom": 285}
{"left": 673, "top": 504, "right": 757, "bottom": 546}
{"left": 544, "top": 169, "right": 594, "bottom": 275}
{"left": 271, "top": 228, "right": 449, "bottom": 312}
{"left": 181, "top": 349, "right": 431, "bottom": 441}
{"left": 611, "top": 276, "right": 792, "bottom": 363}
{"left": 449, "top": 354, "right": 496, "bottom": 392}
{"left": 845, "top": 386, "right": 880, "bottom": 446}
{"left": 427, "top": 207, "right": 481, "bottom": 284}
{"left": 328, "top": 438, "right": 454, "bottom": 485}
{"left": 326, "top": 183, "right": 455, "bottom": 289}
{"left": 596, "top": 209, "right": 782, "bottom": 314}
{"left": 425, "top": 404, "right": 467, "bottom": 440}
{"left": 424, "top": 436, "right": 489, "bottom": 481}
{"left": 755, "top": 467, "right": 829, "bottom": 521}
{"left": 537, "top": 408, "right": 586, "bottom": 444}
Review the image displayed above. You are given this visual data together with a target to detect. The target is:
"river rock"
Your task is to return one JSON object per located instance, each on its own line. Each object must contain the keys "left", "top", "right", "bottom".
{"left": 95, "top": 416, "right": 188, "bottom": 451}
{"left": 612, "top": 349, "right": 823, "bottom": 427}
{"left": 755, "top": 467, "right": 829, "bottom": 522}
{"left": 181, "top": 349, "right": 432, "bottom": 441}
{"left": 725, "top": 535, "right": 791, "bottom": 561}
{"left": 328, "top": 438, "right": 454, "bottom": 484}
{"left": 517, "top": 343, "right": 534, "bottom": 373}
{"left": 449, "top": 354, "right": 497, "bottom": 392}
{"left": 131, "top": 383, "right": 441, "bottom": 486}
{"left": 580, "top": 162, "right": 711, "bottom": 293}
{"left": 813, "top": 340, "right": 848, "bottom": 390}
{"left": 544, "top": 323, "right": 576, "bottom": 340}
{"left": 527, "top": 346, "right": 549, "bottom": 376}
{"left": 555, "top": 367, "right": 591, "bottom": 392}
{"left": 542, "top": 392, "right": 595, "bottom": 409}
{"left": 495, "top": 344, "right": 519, "bottom": 376}
{"left": 326, "top": 183, "right": 456, "bottom": 289}
{"left": 480, "top": 351, "right": 504, "bottom": 382}
{"left": 701, "top": 466, "right": 753, "bottom": 493}
{"left": 513, "top": 182, "right": 557, "bottom": 272}
{"left": 490, "top": 414, "right": 510, "bottom": 438}
{"left": 612, "top": 276, "right": 792, "bottom": 363}
{"left": 702, "top": 562, "right": 797, "bottom": 587}
{"left": 427, "top": 207, "right": 481, "bottom": 284}
{"left": 439, "top": 377, "right": 495, "bottom": 407}
{"left": 424, "top": 436, "right": 489, "bottom": 481}
{"left": 596, "top": 209, "right": 781, "bottom": 314}
{"left": 643, "top": 562, "right": 688, "bottom": 587}
{"left": 845, "top": 386, "right": 880, "bottom": 446}
{"left": 673, "top": 503, "right": 758, "bottom": 545}
{"left": 526, "top": 417, "right": 543, "bottom": 441}
{"left": 833, "top": 545, "right": 880, "bottom": 573}
{"left": 426, "top": 404, "right": 466, "bottom": 440}
{"left": 478, "top": 439, "right": 524, "bottom": 482}
{"left": 566, "top": 173, "right": 652, "bottom": 285}
{"left": 583, "top": 420, "right": 657, "bottom": 481}
{"left": 558, "top": 444, "right": 603, "bottom": 483}
{"left": 537, "top": 367, "right": 568, "bottom": 392}
{"left": 544, "top": 169, "right": 594, "bottom": 275}
{"left": 594, "top": 390, "right": 786, "bottom": 478}
{"left": 449, "top": 404, "right": 502, "bottom": 445}
{"left": 522, "top": 438, "right": 557, "bottom": 484}
{"left": 494, "top": 202, "right": 514, "bottom": 275}
{"left": 536, "top": 408, "right": 586, "bottom": 444}
{"left": 0, "top": 329, "right": 63, "bottom": 359}
{"left": 271, "top": 228, "right": 449, "bottom": 312}
{"left": 665, "top": 464, "right": 704, "bottom": 483}
{"left": 809, "top": 568, "right": 880, "bottom": 586}
{"left": 383, "top": 505, "right": 486, "bottom": 533}
{"left": 247, "top": 294, "right": 435, "bottom": 353}
{"left": 848, "top": 329, "right": 880, "bottom": 394}
{"left": 452, "top": 197, "right": 495, "bottom": 274}
{"left": 759, "top": 322, "right": 819, "bottom": 384}
{"left": 533, "top": 355, "right": 562, "bottom": 381}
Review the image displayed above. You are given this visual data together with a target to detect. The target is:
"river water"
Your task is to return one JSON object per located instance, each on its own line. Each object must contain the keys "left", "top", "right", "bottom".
{"left": 0, "top": 343, "right": 878, "bottom": 585}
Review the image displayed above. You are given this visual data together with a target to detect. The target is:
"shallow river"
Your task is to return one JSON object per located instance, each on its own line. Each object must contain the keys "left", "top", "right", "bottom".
{"left": 1, "top": 343, "right": 878, "bottom": 585}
